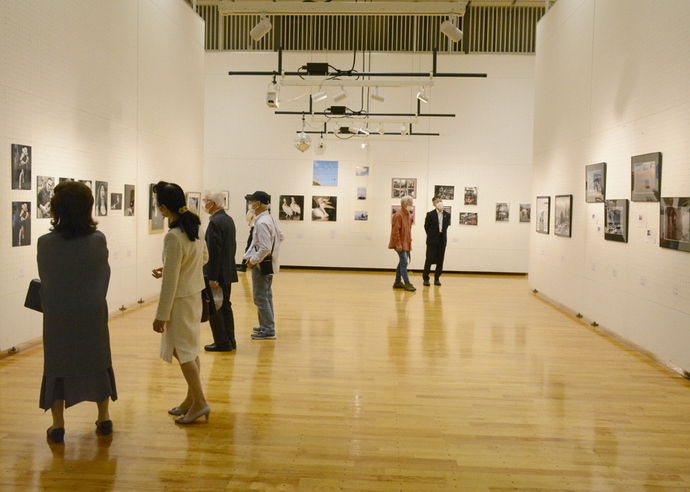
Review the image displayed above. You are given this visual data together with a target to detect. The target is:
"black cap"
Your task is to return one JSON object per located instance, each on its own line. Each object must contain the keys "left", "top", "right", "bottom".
{"left": 245, "top": 191, "right": 271, "bottom": 204}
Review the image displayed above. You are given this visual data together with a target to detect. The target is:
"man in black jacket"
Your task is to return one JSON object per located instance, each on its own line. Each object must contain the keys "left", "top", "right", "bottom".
{"left": 203, "top": 191, "right": 239, "bottom": 351}
{"left": 423, "top": 196, "right": 452, "bottom": 286}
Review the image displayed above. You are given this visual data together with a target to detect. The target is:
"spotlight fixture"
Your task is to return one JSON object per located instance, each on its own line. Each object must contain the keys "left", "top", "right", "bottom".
{"left": 250, "top": 15, "right": 272, "bottom": 41}
{"left": 361, "top": 141, "right": 369, "bottom": 149}
{"left": 294, "top": 115, "right": 311, "bottom": 152}
{"left": 370, "top": 88, "right": 385, "bottom": 103}
{"left": 440, "top": 18, "right": 463, "bottom": 43}
{"left": 416, "top": 88, "right": 429, "bottom": 104}
{"left": 311, "top": 90, "right": 328, "bottom": 102}
{"left": 357, "top": 127, "right": 370, "bottom": 136}
{"left": 400, "top": 125, "right": 409, "bottom": 136}
{"left": 376, "top": 123, "right": 385, "bottom": 135}
{"left": 332, "top": 88, "right": 348, "bottom": 103}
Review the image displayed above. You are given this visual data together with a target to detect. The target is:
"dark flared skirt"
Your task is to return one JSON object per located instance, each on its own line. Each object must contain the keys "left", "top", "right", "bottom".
{"left": 39, "top": 367, "right": 117, "bottom": 410}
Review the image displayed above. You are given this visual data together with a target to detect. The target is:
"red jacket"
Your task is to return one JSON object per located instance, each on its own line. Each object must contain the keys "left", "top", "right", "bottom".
{"left": 388, "top": 208, "right": 412, "bottom": 251}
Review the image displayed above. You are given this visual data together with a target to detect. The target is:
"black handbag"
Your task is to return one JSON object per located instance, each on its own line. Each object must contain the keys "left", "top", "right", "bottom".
{"left": 259, "top": 255, "right": 274, "bottom": 276}
{"left": 24, "top": 279, "right": 42, "bottom": 312}
{"left": 200, "top": 277, "right": 218, "bottom": 322}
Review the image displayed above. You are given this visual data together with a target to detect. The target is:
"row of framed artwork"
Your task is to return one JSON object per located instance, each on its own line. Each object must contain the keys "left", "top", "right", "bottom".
{"left": 585, "top": 152, "right": 662, "bottom": 203}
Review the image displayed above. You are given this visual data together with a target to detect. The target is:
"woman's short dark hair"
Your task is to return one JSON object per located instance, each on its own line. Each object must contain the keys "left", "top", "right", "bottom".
{"left": 50, "top": 181, "right": 98, "bottom": 239}
{"left": 153, "top": 181, "right": 200, "bottom": 241}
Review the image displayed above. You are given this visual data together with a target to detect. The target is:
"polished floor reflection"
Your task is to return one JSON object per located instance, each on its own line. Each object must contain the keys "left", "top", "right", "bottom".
{"left": 1, "top": 270, "right": 690, "bottom": 490}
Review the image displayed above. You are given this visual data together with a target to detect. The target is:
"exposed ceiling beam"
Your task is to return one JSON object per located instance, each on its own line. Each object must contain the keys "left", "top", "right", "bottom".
{"left": 218, "top": 1, "right": 468, "bottom": 15}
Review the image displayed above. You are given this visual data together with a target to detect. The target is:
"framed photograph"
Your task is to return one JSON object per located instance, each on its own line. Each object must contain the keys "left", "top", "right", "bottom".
{"left": 495, "top": 202, "right": 509, "bottom": 222}
{"left": 355, "top": 166, "right": 369, "bottom": 177}
{"left": 459, "top": 212, "right": 477, "bottom": 225}
{"left": 391, "top": 178, "right": 417, "bottom": 199}
{"left": 12, "top": 201, "right": 31, "bottom": 246}
{"left": 536, "top": 196, "right": 550, "bottom": 234}
{"left": 631, "top": 152, "right": 662, "bottom": 202}
{"left": 660, "top": 197, "right": 690, "bottom": 252}
{"left": 357, "top": 187, "right": 367, "bottom": 200}
{"left": 124, "top": 184, "right": 135, "bottom": 216}
{"left": 391, "top": 205, "right": 416, "bottom": 225}
{"left": 36, "top": 176, "right": 55, "bottom": 218}
{"left": 79, "top": 179, "right": 93, "bottom": 192}
{"left": 585, "top": 162, "right": 606, "bottom": 203}
{"left": 519, "top": 203, "right": 531, "bottom": 223}
{"left": 354, "top": 211, "right": 368, "bottom": 221}
{"left": 464, "top": 187, "right": 478, "bottom": 205}
{"left": 313, "top": 160, "right": 338, "bottom": 186}
{"left": 110, "top": 193, "right": 123, "bottom": 211}
{"left": 95, "top": 181, "right": 108, "bottom": 217}
{"left": 279, "top": 195, "right": 304, "bottom": 220}
{"left": 554, "top": 195, "right": 573, "bottom": 237}
{"left": 11, "top": 144, "right": 32, "bottom": 190}
{"left": 434, "top": 185, "right": 455, "bottom": 200}
{"left": 604, "top": 199, "right": 629, "bottom": 242}
{"left": 186, "top": 192, "right": 201, "bottom": 216}
{"left": 149, "top": 183, "right": 164, "bottom": 234}
{"left": 312, "top": 196, "right": 337, "bottom": 221}
{"left": 443, "top": 205, "right": 452, "bottom": 216}
{"left": 222, "top": 191, "right": 230, "bottom": 209}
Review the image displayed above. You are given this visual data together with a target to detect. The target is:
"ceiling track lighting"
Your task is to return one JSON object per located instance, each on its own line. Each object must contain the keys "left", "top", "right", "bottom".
{"left": 416, "top": 88, "right": 429, "bottom": 104}
{"left": 376, "top": 123, "right": 385, "bottom": 135}
{"left": 332, "top": 88, "right": 348, "bottom": 102}
{"left": 440, "top": 17, "right": 463, "bottom": 43}
{"left": 250, "top": 14, "right": 272, "bottom": 41}
{"left": 370, "top": 88, "right": 385, "bottom": 103}
{"left": 311, "top": 90, "right": 328, "bottom": 102}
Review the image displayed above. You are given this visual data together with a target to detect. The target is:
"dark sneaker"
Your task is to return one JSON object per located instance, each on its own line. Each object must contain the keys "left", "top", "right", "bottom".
{"left": 393, "top": 282, "right": 405, "bottom": 289}
{"left": 423, "top": 280, "right": 430, "bottom": 286}
{"left": 251, "top": 332, "right": 276, "bottom": 340}
{"left": 403, "top": 283, "right": 416, "bottom": 292}
{"left": 434, "top": 280, "right": 442, "bottom": 286}
{"left": 252, "top": 327, "right": 263, "bottom": 333}
{"left": 205, "top": 343, "right": 233, "bottom": 352}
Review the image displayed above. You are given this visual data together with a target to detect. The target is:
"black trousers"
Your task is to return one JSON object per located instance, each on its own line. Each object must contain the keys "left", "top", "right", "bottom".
{"left": 209, "top": 282, "right": 236, "bottom": 348}
{"left": 423, "top": 243, "right": 446, "bottom": 281}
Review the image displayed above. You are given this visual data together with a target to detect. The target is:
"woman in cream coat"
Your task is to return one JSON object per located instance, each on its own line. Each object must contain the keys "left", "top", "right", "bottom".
{"left": 151, "top": 181, "right": 210, "bottom": 424}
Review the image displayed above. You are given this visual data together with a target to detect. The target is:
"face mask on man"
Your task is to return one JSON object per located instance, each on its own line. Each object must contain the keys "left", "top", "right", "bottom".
{"left": 435, "top": 201, "right": 444, "bottom": 211}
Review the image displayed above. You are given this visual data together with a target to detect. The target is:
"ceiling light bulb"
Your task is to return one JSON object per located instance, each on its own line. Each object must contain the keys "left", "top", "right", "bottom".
{"left": 250, "top": 16, "right": 272, "bottom": 41}
{"left": 312, "top": 90, "right": 327, "bottom": 102}
{"left": 333, "top": 88, "right": 348, "bottom": 102}
{"left": 294, "top": 131, "right": 311, "bottom": 152}
{"left": 440, "top": 19, "right": 463, "bottom": 42}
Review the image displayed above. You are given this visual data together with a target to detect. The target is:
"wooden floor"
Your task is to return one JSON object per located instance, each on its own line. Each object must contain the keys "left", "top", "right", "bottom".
{"left": 1, "top": 270, "right": 690, "bottom": 491}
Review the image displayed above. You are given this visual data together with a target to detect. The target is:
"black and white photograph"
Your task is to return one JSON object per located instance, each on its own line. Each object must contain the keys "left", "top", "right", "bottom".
{"left": 11, "top": 144, "right": 32, "bottom": 190}
{"left": 459, "top": 212, "right": 478, "bottom": 225}
{"left": 124, "top": 184, "right": 135, "bottom": 216}
{"left": 279, "top": 195, "right": 304, "bottom": 220}
{"left": 111, "top": 193, "right": 123, "bottom": 211}
{"left": 495, "top": 202, "right": 509, "bottom": 222}
{"left": 391, "top": 178, "right": 417, "bottom": 199}
{"left": 222, "top": 191, "right": 230, "bottom": 209}
{"left": 392, "top": 205, "right": 416, "bottom": 225}
{"left": 186, "top": 192, "right": 201, "bottom": 215}
{"left": 354, "top": 211, "right": 368, "bottom": 221}
{"left": 464, "top": 187, "right": 478, "bottom": 205}
{"left": 660, "top": 197, "right": 690, "bottom": 252}
{"left": 149, "top": 183, "right": 164, "bottom": 234}
{"left": 443, "top": 206, "right": 452, "bottom": 216}
{"left": 357, "top": 187, "right": 367, "bottom": 200}
{"left": 60, "top": 177, "right": 74, "bottom": 183}
{"left": 585, "top": 162, "right": 606, "bottom": 203}
{"left": 604, "top": 199, "right": 629, "bottom": 242}
{"left": 12, "top": 201, "right": 31, "bottom": 247}
{"left": 95, "top": 181, "right": 108, "bottom": 216}
{"left": 312, "top": 196, "right": 337, "bottom": 221}
{"left": 536, "top": 196, "right": 550, "bottom": 234}
{"left": 79, "top": 179, "right": 93, "bottom": 192}
{"left": 554, "top": 195, "right": 573, "bottom": 237}
{"left": 519, "top": 203, "right": 531, "bottom": 223}
{"left": 434, "top": 185, "right": 455, "bottom": 200}
{"left": 355, "top": 166, "right": 369, "bottom": 177}
{"left": 36, "top": 176, "right": 55, "bottom": 218}
{"left": 631, "top": 152, "right": 662, "bottom": 202}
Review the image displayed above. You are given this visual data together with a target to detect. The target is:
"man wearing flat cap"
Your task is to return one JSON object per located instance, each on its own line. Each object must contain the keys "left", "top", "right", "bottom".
{"left": 243, "top": 191, "right": 284, "bottom": 340}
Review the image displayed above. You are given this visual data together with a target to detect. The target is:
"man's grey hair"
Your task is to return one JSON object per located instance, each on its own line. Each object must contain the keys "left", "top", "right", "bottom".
{"left": 400, "top": 196, "right": 413, "bottom": 206}
{"left": 206, "top": 190, "right": 225, "bottom": 207}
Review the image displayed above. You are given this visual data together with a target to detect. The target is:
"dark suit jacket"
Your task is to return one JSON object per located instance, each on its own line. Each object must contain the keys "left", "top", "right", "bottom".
{"left": 424, "top": 209, "right": 451, "bottom": 248}
{"left": 204, "top": 209, "right": 238, "bottom": 285}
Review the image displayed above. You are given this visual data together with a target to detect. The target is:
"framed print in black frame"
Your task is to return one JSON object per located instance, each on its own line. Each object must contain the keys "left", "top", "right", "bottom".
{"left": 536, "top": 196, "right": 550, "bottom": 234}
{"left": 585, "top": 162, "right": 606, "bottom": 203}
{"left": 604, "top": 199, "right": 629, "bottom": 242}
{"left": 554, "top": 195, "right": 573, "bottom": 237}
{"left": 631, "top": 152, "right": 662, "bottom": 202}
{"left": 660, "top": 197, "right": 690, "bottom": 252}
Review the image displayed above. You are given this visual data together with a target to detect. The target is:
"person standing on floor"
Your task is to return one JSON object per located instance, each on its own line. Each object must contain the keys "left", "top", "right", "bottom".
{"left": 37, "top": 181, "right": 117, "bottom": 444}
{"left": 202, "top": 190, "right": 239, "bottom": 352}
{"left": 151, "top": 181, "right": 210, "bottom": 424}
{"left": 389, "top": 196, "right": 416, "bottom": 292}
{"left": 243, "top": 191, "right": 284, "bottom": 340}
{"left": 422, "top": 196, "right": 452, "bottom": 286}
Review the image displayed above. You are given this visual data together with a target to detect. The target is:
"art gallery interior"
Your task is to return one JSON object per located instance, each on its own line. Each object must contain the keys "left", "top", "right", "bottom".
{"left": 1, "top": 0, "right": 690, "bottom": 488}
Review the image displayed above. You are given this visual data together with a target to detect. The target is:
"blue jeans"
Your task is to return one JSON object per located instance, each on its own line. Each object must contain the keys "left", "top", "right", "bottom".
{"left": 251, "top": 266, "right": 275, "bottom": 334}
{"left": 395, "top": 250, "right": 410, "bottom": 284}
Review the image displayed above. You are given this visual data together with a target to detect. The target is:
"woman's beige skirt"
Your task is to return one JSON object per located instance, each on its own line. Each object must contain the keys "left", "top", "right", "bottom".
{"left": 160, "top": 292, "right": 202, "bottom": 364}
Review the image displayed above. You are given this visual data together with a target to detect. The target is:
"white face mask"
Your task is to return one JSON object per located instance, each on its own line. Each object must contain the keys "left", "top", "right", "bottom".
{"left": 435, "top": 201, "right": 444, "bottom": 211}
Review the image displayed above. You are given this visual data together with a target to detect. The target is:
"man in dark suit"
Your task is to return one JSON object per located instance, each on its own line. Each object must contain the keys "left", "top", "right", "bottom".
{"left": 203, "top": 191, "right": 239, "bottom": 352}
{"left": 423, "top": 196, "right": 451, "bottom": 286}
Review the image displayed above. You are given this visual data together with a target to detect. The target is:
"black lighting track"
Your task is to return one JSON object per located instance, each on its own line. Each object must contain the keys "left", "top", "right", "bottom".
{"left": 276, "top": 111, "right": 455, "bottom": 117}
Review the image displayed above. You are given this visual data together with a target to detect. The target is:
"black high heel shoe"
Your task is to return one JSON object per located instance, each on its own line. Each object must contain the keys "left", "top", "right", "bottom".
{"left": 95, "top": 420, "right": 113, "bottom": 436}
{"left": 46, "top": 426, "right": 65, "bottom": 444}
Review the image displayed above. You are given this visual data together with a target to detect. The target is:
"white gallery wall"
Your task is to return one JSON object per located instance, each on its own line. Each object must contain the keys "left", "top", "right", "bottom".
{"left": 530, "top": 0, "right": 690, "bottom": 372}
{"left": 205, "top": 52, "right": 535, "bottom": 273}
{"left": 0, "top": 0, "right": 204, "bottom": 351}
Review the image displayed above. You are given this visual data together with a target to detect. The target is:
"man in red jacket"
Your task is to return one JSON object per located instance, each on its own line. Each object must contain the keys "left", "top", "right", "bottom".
{"left": 388, "top": 196, "right": 416, "bottom": 292}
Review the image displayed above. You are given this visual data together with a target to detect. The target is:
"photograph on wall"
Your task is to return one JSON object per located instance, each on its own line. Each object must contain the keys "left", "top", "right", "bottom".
{"left": 554, "top": 195, "right": 573, "bottom": 237}
{"left": 443, "top": 206, "right": 452, "bottom": 216}
{"left": 12, "top": 201, "right": 31, "bottom": 247}
{"left": 312, "top": 196, "right": 337, "bottom": 221}
{"left": 355, "top": 166, "right": 369, "bottom": 177}
{"left": 110, "top": 193, "right": 123, "bottom": 211}
{"left": 459, "top": 212, "right": 477, "bottom": 225}
{"left": 357, "top": 187, "right": 367, "bottom": 200}
{"left": 434, "top": 185, "right": 455, "bottom": 200}
{"left": 124, "top": 184, "right": 135, "bottom": 216}
{"left": 355, "top": 211, "right": 368, "bottom": 221}
{"left": 660, "top": 197, "right": 690, "bottom": 252}
{"left": 313, "top": 160, "right": 338, "bottom": 186}
{"left": 604, "top": 199, "right": 629, "bottom": 242}
{"left": 79, "top": 179, "right": 93, "bottom": 192}
{"left": 495, "top": 202, "right": 509, "bottom": 222}
{"left": 585, "top": 162, "right": 606, "bottom": 203}
{"left": 11, "top": 144, "right": 32, "bottom": 190}
{"left": 392, "top": 205, "right": 416, "bottom": 225}
{"left": 36, "top": 176, "right": 55, "bottom": 218}
{"left": 391, "top": 178, "right": 417, "bottom": 199}
{"left": 222, "top": 191, "right": 230, "bottom": 209}
{"left": 464, "top": 187, "right": 478, "bottom": 205}
{"left": 631, "top": 152, "right": 662, "bottom": 202}
{"left": 519, "top": 203, "right": 531, "bottom": 223}
{"left": 279, "top": 195, "right": 304, "bottom": 220}
{"left": 95, "top": 181, "right": 108, "bottom": 216}
{"left": 60, "top": 177, "right": 74, "bottom": 183}
{"left": 149, "top": 183, "right": 164, "bottom": 234}
{"left": 536, "top": 196, "right": 550, "bottom": 234}
{"left": 186, "top": 192, "right": 201, "bottom": 216}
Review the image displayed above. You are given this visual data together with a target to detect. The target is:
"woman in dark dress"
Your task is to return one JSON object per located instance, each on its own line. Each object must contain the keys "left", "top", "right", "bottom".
{"left": 37, "top": 181, "right": 117, "bottom": 444}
